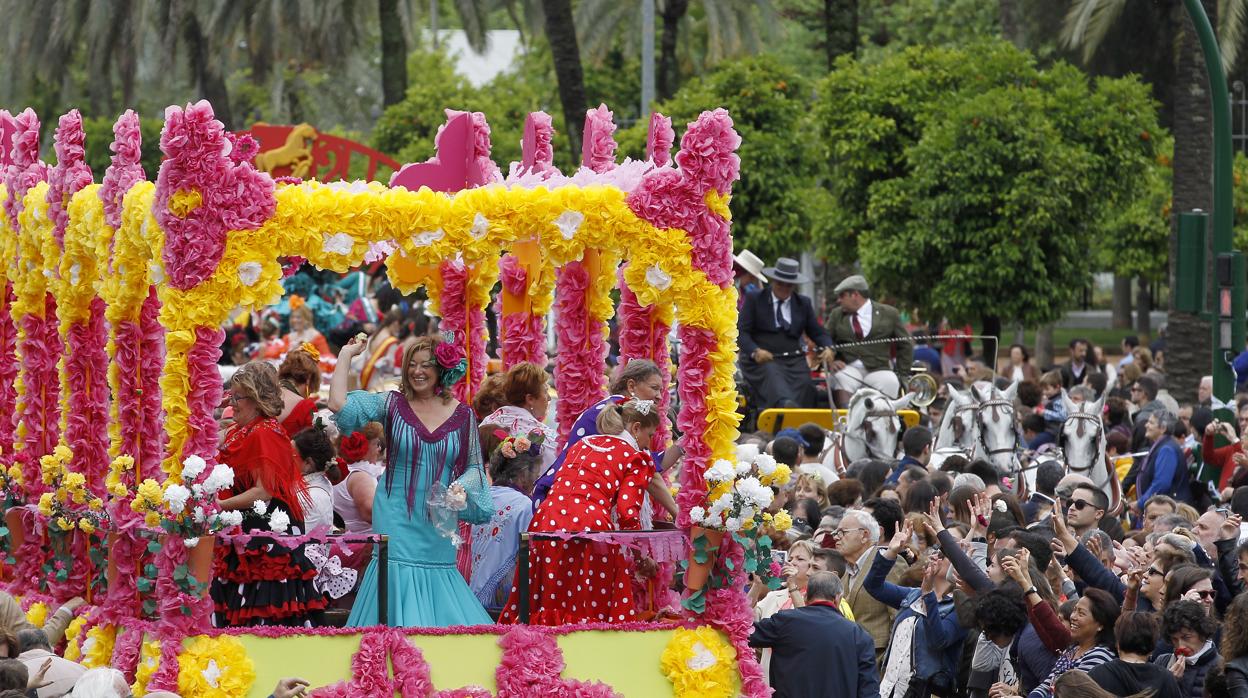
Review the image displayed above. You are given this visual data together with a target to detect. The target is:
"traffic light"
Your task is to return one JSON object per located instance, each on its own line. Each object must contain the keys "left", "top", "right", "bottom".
{"left": 1216, "top": 251, "right": 1245, "bottom": 351}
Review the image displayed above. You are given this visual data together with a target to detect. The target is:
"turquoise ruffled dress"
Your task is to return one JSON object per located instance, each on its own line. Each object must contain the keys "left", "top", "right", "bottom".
{"left": 338, "top": 390, "right": 494, "bottom": 627}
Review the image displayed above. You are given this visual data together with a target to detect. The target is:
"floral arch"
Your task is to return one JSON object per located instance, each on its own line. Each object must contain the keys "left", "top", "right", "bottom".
{"left": 0, "top": 101, "right": 765, "bottom": 696}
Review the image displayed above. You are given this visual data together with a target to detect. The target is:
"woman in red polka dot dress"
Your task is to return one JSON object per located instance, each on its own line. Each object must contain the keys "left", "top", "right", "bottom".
{"left": 499, "top": 399, "right": 660, "bottom": 626}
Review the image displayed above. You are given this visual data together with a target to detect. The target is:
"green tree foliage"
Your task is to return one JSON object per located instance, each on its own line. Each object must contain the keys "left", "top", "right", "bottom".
{"left": 815, "top": 41, "right": 1163, "bottom": 328}
{"left": 81, "top": 115, "right": 165, "bottom": 180}
{"left": 617, "top": 55, "right": 817, "bottom": 260}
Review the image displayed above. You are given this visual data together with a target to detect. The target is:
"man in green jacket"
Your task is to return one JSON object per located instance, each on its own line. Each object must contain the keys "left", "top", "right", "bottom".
{"left": 825, "top": 275, "right": 913, "bottom": 407}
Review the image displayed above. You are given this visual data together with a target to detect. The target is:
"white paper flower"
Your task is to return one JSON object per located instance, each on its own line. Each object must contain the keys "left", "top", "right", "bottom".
{"left": 268, "top": 509, "right": 290, "bottom": 533}
{"left": 994, "top": 499, "right": 1008, "bottom": 513}
{"left": 411, "top": 228, "right": 445, "bottom": 247}
{"left": 203, "top": 464, "right": 235, "bottom": 494}
{"left": 148, "top": 260, "right": 164, "bottom": 285}
{"left": 181, "top": 455, "right": 208, "bottom": 482}
{"left": 736, "top": 443, "right": 760, "bottom": 463}
{"left": 216, "top": 511, "right": 243, "bottom": 528}
{"left": 687, "top": 642, "right": 718, "bottom": 671}
{"left": 184, "top": 537, "right": 200, "bottom": 548}
{"left": 725, "top": 517, "right": 742, "bottom": 532}
{"left": 202, "top": 659, "right": 221, "bottom": 688}
{"left": 469, "top": 213, "right": 490, "bottom": 239}
{"left": 690, "top": 506, "right": 707, "bottom": 524}
{"left": 237, "top": 262, "right": 262, "bottom": 287}
{"left": 737, "top": 477, "right": 774, "bottom": 508}
{"left": 705, "top": 459, "right": 737, "bottom": 484}
{"left": 252, "top": 500, "right": 268, "bottom": 516}
{"left": 322, "top": 232, "right": 355, "bottom": 255}
{"left": 192, "top": 506, "right": 206, "bottom": 524}
{"left": 191, "top": 484, "right": 203, "bottom": 498}
{"left": 68, "top": 263, "right": 80, "bottom": 286}
{"left": 162, "top": 484, "right": 192, "bottom": 515}
{"left": 754, "top": 453, "right": 778, "bottom": 476}
{"left": 734, "top": 461, "right": 753, "bottom": 477}
{"left": 554, "top": 210, "right": 584, "bottom": 240}
{"left": 646, "top": 265, "right": 672, "bottom": 291}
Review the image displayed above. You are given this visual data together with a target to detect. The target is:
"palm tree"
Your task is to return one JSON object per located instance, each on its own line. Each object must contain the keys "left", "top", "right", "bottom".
{"left": 1061, "top": 0, "right": 1239, "bottom": 401}
{"left": 542, "top": 0, "right": 588, "bottom": 159}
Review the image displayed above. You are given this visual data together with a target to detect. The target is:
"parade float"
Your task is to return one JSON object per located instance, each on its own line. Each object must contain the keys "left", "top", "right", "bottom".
{"left": 0, "top": 99, "right": 784, "bottom": 697}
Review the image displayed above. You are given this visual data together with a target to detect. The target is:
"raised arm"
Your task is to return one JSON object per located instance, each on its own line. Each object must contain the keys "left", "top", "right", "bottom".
{"left": 329, "top": 335, "right": 368, "bottom": 412}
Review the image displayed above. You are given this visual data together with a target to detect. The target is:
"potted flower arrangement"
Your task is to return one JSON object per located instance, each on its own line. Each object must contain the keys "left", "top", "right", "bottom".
{"left": 35, "top": 445, "right": 109, "bottom": 594}
{"left": 129, "top": 455, "right": 241, "bottom": 592}
{"left": 682, "top": 447, "right": 792, "bottom": 611}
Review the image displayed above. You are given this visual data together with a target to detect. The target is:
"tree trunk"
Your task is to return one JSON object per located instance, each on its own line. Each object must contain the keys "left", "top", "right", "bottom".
{"left": 379, "top": 0, "right": 408, "bottom": 107}
{"left": 1137, "top": 275, "right": 1153, "bottom": 339}
{"left": 657, "top": 0, "right": 688, "bottom": 101}
{"left": 999, "top": 0, "right": 1024, "bottom": 48}
{"left": 980, "top": 315, "right": 1002, "bottom": 364}
{"left": 183, "top": 13, "right": 233, "bottom": 129}
{"left": 1167, "top": 0, "right": 1216, "bottom": 404}
{"left": 825, "top": 0, "right": 858, "bottom": 70}
{"left": 542, "top": 0, "right": 587, "bottom": 159}
{"left": 1112, "top": 274, "right": 1134, "bottom": 328}
{"left": 1034, "top": 324, "right": 1055, "bottom": 370}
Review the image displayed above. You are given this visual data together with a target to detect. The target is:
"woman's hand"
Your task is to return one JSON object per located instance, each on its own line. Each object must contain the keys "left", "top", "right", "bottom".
{"left": 920, "top": 557, "right": 941, "bottom": 595}
{"left": 968, "top": 492, "right": 990, "bottom": 538}
{"left": 28, "top": 658, "right": 51, "bottom": 690}
{"left": 338, "top": 334, "right": 369, "bottom": 360}
{"left": 927, "top": 499, "right": 946, "bottom": 536}
{"left": 1168, "top": 654, "right": 1186, "bottom": 679}
{"left": 884, "top": 519, "right": 913, "bottom": 561}
{"left": 1001, "top": 548, "right": 1033, "bottom": 589}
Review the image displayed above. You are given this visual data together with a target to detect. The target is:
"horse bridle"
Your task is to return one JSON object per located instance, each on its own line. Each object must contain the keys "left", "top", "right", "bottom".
{"left": 976, "top": 398, "right": 1018, "bottom": 457}
{"left": 1060, "top": 411, "right": 1104, "bottom": 472}
{"left": 844, "top": 409, "right": 901, "bottom": 458}
{"left": 949, "top": 403, "right": 978, "bottom": 445}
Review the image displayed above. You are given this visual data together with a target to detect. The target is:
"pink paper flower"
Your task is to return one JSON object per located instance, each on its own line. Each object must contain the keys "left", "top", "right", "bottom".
{"left": 3, "top": 108, "right": 48, "bottom": 231}
{"left": 48, "top": 109, "right": 94, "bottom": 245}
{"left": 581, "top": 105, "right": 618, "bottom": 174}
{"left": 155, "top": 100, "right": 276, "bottom": 290}
{"left": 646, "top": 113, "right": 675, "bottom": 168}
{"left": 435, "top": 340, "right": 463, "bottom": 370}
{"left": 100, "top": 110, "right": 147, "bottom": 233}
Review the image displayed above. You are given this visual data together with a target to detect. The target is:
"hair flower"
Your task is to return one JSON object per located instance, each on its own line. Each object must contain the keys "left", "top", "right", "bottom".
{"left": 993, "top": 499, "right": 1008, "bottom": 513}
{"left": 434, "top": 340, "right": 462, "bottom": 370}
{"left": 300, "top": 341, "right": 320, "bottom": 360}
{"left": 339, "top": 432, "right": 369, "bottom": 463}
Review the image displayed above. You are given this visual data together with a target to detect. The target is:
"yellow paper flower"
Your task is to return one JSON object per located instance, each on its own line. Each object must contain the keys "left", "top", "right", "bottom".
{"left": 771, "top": 511, "right": 793, "bottom": 533}
{"left": 176, "top": 636, "right": 256, "bottom": 698}
{"left": 660, "top": 626, "right": 739, "bottom": 698}
{"left": 144, "top": 511, "right": 161, "bottom": 528}
{"left": 36, "top": 492, "right": 53, "bottom": 516}
{"left": 131, "top": 639, "right": 163, "bottom": 697}
{"left": 88, "top": 498, "right": 103, "bottom": 511}
{"left": 24, "top": 602, "right": 47, "bottom": 628}
{"left": 55, "top": 517, "right": 72, "bottom": 531}
{"left": 78, "top": 519, "right": 95, "bottom": 535}
{"left": 62, "top": 615, "right": 88, "bottom": 662}
{"left": 82, "top": 624, "right": 117, "bottom": 668}
{"left": 6, "top": 465, "right": 21, "bottom": 484}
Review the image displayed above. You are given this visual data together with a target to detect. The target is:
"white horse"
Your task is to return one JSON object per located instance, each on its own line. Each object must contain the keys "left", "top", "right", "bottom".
{"left": 1059, "top": 390, "right": 1122, "bottom": 516}
{"left": 972, "top": 381, "right": 1022, "bottom": 489}
{"left": 931, "top": 386, "right": 979, "bottom": 469}
{"left": 823, "top": 388, "right": 914, "bottom": 474}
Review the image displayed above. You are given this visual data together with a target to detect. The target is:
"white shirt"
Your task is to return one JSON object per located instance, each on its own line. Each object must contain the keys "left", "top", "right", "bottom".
{"left": 880, "top": 596, "right": 927, "bottom": 697}
{"left": 856, "top": 299, "right": 874, "bottom": 337}
{"left": 771, "top": 292, "right": 792, "bottom": 327}
{"left": 300, "top": 472, "right": 335, "bottom": 532}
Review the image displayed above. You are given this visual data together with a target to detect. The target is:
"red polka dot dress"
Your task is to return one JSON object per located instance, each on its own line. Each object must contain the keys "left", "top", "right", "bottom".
{"left": 499, "top": 433, "right": 655, "bottom": 626}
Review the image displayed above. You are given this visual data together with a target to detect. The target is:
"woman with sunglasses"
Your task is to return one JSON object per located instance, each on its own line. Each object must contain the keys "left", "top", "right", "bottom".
{"left": 1163, "top": 564, "right": 1216, "bottom": 616}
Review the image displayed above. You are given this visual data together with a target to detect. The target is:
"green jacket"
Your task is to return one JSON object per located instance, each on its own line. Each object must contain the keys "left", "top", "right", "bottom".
{"left": 826, "top": 301, "right": 913, "bottom": 375}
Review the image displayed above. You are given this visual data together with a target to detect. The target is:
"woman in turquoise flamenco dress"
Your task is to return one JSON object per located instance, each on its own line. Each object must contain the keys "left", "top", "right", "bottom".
{"left": 330, "top": 333, "right": 493, "bottom": 627}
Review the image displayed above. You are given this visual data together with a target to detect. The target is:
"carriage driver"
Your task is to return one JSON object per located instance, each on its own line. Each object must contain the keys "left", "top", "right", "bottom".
{"left": 825, "top": 275, "right": 913, "bottom": 408}
{"left": 738, "top": 257, "right": 836, "bottom": 409}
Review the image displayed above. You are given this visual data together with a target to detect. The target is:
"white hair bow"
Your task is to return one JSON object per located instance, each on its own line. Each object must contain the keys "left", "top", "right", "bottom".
{"left": 628, "top": 399, "right": 655, "bottom": 416}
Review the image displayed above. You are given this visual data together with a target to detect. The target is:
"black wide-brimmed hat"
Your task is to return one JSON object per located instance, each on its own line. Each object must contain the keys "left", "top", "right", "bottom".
{"left": 761, "top": 257, "right": 809, "bottom": 284}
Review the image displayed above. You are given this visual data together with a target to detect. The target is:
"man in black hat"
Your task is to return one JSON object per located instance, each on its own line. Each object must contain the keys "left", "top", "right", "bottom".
{"left": 738, "top": 257, "right": 834, "bottom": 409}
{"left": 825, "top": 274, "right": 912, "bottom": 407}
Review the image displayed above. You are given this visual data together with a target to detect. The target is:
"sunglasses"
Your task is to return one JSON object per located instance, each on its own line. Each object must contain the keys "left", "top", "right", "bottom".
{"left": 1069, "top": 499, "right": 1098, "bottom": 512}
{"left": 1148, "top": 567, "right": 1165, "bottom": 578}
{"left": 1191, "top": 589, "right": 1216, "bottom": 599}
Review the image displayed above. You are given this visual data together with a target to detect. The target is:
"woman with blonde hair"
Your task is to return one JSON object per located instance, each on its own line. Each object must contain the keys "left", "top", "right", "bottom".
{"left": 481, "top": 362, "right": 557, "bottom": 473}
{"left": 500, "top": 399, "right": 662, "bottom": 625}
{"left": 331, "top": 334, "right": 493, "bottom": 627}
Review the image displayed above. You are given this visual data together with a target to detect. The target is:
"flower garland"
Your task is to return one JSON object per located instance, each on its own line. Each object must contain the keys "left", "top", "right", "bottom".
{"left": 495, "top": 625, "right": 621, "bottom": 697}
{"left": 60, "top": 186, "right": 110, "bottom": 496}
{"left": 497, "top": 253, "right": 547, "bottom": 369}
{"left": 47, "top": 110, "right": 94, "bottom": 246}
{"left": 175, "top": 635, "right": 255, "bottom": 698}
{"left": 131, "top": 638, "right": 163, "bottom": 696}
{"left": 81, "top": 622, "right": 118, "bottom": 668}
{"left": 647, "top": 113, "right": 675, "bottom": 168}
{"left": 0, "top": 185, "right": 17, "bottom": 458}
{"left": 553, "top": 258, "right": 607, "bottom": 446}
{"left": 616, "top": 265, "right": 674, "bottom": 449}
{"left": 659, "top": 627, "right": 738, "bottom": 698}
{"left": 2, "top": 109, "right": 48, "bottom": 233}
{"left": 13, "top": 183, "right": 61, "bottom": 468}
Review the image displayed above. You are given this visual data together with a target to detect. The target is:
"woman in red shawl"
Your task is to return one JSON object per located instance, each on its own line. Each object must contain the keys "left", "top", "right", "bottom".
{"left": 499, "top": 398, "right": 660, "bottom": 626}
{"left": 212, "top": 361, "right": 326, "bottom": 627}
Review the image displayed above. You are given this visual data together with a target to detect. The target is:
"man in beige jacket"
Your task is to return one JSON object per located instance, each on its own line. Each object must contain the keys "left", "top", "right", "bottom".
{"left": 0, "top": 592, "right": 79, "bottom": 646}
{"left": 835, "top": 508, "right": 908, "bottom": 663}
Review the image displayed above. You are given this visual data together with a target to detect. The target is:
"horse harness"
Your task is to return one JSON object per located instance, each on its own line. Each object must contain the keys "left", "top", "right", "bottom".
{"left": 976, "top": 398, "right": 1018, "bottom": 458}
{"left": 1059, "top": 410, "right": 1104, "bottom": 473}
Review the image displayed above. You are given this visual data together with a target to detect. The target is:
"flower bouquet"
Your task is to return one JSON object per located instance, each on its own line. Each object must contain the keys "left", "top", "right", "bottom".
{"left": 35, "top": 445, "right": 109, "bottom": 594}
{"left": 129, "top": 455, "right": 241, "bottom": 594}
{"left": 681, "top": 447, "right": 792, "bottom": 612}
